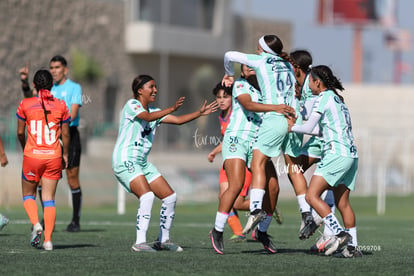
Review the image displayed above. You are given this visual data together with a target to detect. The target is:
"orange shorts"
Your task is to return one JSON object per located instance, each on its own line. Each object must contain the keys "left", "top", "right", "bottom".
{"left": 219, "top": 167, "right": 252, "bottom": 197}
{"left": 22, "top": 156, "right": 62, "bottom": 182}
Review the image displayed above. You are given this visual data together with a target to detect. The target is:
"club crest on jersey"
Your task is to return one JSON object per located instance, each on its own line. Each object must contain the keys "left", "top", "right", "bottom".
{"left": 124, "top": 160, "right": 135, "bottom": 173}
{"left": 229, "top": 144, "right": 237, "bottom": 153}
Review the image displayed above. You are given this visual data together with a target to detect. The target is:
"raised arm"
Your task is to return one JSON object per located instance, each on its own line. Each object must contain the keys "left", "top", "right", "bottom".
{"left": 161, "top": 100, "right": 218, "bottom": 125}
{"left": 137, "top": 97, "right": 185, "bottom": 122}
{"left": 19, "top": 62, "right": 33, "bottom": 98}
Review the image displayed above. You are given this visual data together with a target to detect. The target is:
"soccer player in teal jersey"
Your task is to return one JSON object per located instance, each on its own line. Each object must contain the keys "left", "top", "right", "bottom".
{"left": 288, "top": 65, "right": 361, "bottom": 258}
{"left": 210, "top": 65, "right": 294, "bottom": 254}
{"left": 221, "top": 35, "right": 296, "bottom": 235}
{"left": 113, "top": 75, "right": 217, "bottom": 252}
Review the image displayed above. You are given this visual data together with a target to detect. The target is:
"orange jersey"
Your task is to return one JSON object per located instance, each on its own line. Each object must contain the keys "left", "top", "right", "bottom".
{"left": 219, "top": 109, "right": 232, "bottom": 136}
{"left": 16, "top": 97, "right": 70, "bottom": 159}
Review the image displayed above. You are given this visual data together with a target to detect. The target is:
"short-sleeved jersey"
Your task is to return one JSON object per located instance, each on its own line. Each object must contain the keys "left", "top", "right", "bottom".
{"left": 16, "top": 97, "right": 71, "bottom": 159}
{"left": 314, "top": 90, "right": 357, "bottom": 158}
{"left": 224, "top": 78, "right": 263, "bottom": 141}
{"left": 112, "top": 99, "right": 166, "bottom": 167}
{"left": 51, "top": 79, "right": 82, "bottom": 127}
{"left": 224, "top": 51, "right": 296, "bottom": 109}
{"left": 219, "top": 109, "right": 232, "bottom": 136}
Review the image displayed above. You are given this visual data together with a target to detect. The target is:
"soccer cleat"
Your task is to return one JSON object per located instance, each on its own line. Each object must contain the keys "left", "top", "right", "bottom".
{"left": 242, "top": 209, "right": 267, "bottom": 235}
{"left": 273, "top": 207, "right": 283, "bottom": 225}
{"left": 153, "top": 240, "right": 183, "bottom": 252}
{"left": 131, "top": 243, "right": 157, "bottom": 252}
{"left": 310, "top": 234, "right": 332, "bottom": 254}
{"left": 228, "top": 234, "right": 246, "bottom": 243}
{"left": 298, "top": 212, "right": 319, "bottom": 240}
{"left": 31, "top": 222, "right": 43, "bottom": 248}
{"left": 255, "top": 229, "right": 277, "bottom": 254}
{"left": 66, "top": 221, "right": 80, "bottom": 232}
{"left": 334, "top": 245, "right": 363, "bottom": 258}
{"left": 42, "top": 241, "right": 53, "bottom": 251}
{"left": 324, "top": 231, "right": 352, "bottom": 256}
{"left": 0, "top": 214, "right": 9, "bottom": 231}
{"left": 209, "top": 228, "right": 224, "bottom": 254}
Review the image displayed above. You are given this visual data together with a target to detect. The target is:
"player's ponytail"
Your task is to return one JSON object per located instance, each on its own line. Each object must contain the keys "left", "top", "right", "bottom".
{"left": 33, "top": 70, "right": 54, "bottom": 129}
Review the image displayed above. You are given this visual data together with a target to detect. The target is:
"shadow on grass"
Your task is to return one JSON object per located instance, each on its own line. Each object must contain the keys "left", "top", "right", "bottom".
{"left": 53, "top": 243, "right": 99, "bottom": 250}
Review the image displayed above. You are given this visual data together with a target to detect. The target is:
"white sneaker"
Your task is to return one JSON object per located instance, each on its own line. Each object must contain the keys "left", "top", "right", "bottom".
{"left": 0, "top": 214, "right": 9, "bottom": 231}
{"left": 131, "top": 243, "right": 157, "bottom": 252}
{"left": 43, "top": 241, "right": 53, "bottom": 251}
{"left": 242, "top": 209, "right": 267, "bottom": 235}
{"left": 31, "top": 222, "right": 43, "bottom": 248}
{"left": 324, "top": 231, "right": 352, "bottom": 256}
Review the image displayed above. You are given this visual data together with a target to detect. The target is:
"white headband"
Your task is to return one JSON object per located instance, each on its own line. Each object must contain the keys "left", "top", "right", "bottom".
{"left": 259, "top": 36, "right": 277, "bottom": 55}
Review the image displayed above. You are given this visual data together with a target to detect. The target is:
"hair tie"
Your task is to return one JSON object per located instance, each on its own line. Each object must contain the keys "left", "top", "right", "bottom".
{"left": 259, "top": 36, "right": 277, "bottom": 55}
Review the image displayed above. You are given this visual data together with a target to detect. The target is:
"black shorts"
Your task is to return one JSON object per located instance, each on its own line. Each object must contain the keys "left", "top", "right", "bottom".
{"left": 68, "top": 126, "right": 82, "bottom": 169}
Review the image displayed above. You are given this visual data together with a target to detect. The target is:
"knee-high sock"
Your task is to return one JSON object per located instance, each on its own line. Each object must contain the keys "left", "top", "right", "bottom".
{"left": 71, "top": 188, "right": 82, "bottom": 224}
{"left": 23, "top": 196, "right": 39, "bottom": 226}
{"left": 43, "top": 201, "right": 56, "bottom": 242}
{"left": 323, "top": 212, "right": 343, "bottom": 235}
{"left": 297, "top": 194, "right": 311, "bottom": 213}
{"left": 214, "top": 212, "right": 229, "bottom": 232}
{"left": 227, "top": 210, "right": 243, "bottom": 236}
{"left": 250, "top": 188, "right": 265, "bottom": 211}
{"left": 258, "top": 214, "right": 273, "bottom": 232}
{"left": 158, "top": 193, "right": 177, "bottom": 243}
{"left": 135, "top": 192, "right": 155, "bottom": 244}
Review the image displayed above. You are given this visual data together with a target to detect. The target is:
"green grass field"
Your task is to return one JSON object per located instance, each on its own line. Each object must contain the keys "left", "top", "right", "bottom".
{"left": 1, "top": 195, "right": 413, "bottom": 275}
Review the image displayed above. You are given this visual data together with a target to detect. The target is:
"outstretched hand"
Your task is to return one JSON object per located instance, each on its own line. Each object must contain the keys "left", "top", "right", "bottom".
{"left": 222, "top": 74, "right": 234, "bottom": 88}
{"left": 199, "top": 100, "right": 219, "bottom": 116}
{"left": 173, "top": 97, "right": 186, "bottom": 111}
{"left": 286, "top": 115, "right": 297, "bottom": 132}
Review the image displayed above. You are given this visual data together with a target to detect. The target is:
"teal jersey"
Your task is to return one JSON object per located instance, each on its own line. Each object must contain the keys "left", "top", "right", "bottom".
{"left": 224, "top": 51, "right": 295, "bottom": 108}
{"left": 225, "top": 78, "right": 263, "bottom": 141}
{"left": 112, "top": 99, "right": 165, "bottom": 166}
{"left": 299, "top": 74, "right": 317, "bottom": 121}
{"left": 51, "top": 79, "right": 82, "bottom": 127}
{"left": 315, "top": 90, "right": 357, "bottom": 158}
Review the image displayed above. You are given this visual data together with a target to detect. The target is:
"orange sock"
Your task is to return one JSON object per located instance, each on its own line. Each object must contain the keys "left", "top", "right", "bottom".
{"left": 43, "top": 203, "right": 56, "bottom": 242}
{"left": 23, "top": 196, "right": 39, "bottom": 226}
{"left": 228, "top": 211, "right": 243, "bottom": 236}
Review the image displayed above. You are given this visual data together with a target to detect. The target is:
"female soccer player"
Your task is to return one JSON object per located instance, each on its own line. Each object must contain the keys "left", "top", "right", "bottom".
{"left": 112, "top": 74, "right": 218, "bottom": 252}
{"left": 210, "top": 64, "right": 294, "bottom": 254}
{"left": 288, "top": 65, "right": 362, "bottom": 258}
{"left": 16, "top": 69, "right": 70, "bottom": 251}
{"left": 207, "top": 82, "right": 250, "bottom": 242}
{"left": 221, "top": 35, "right": 296, "bottom": 235}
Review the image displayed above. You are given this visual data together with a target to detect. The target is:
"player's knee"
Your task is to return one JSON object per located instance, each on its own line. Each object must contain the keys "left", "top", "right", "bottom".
{"left": 162, "top": 192, "right": 176, "bottom": 205}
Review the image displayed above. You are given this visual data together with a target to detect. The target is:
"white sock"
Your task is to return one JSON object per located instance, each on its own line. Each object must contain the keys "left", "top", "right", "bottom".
{"left": 135, "top": 191, "right": 155, "bottom": 244}
{"left": 322, "top": 212, "right": 343, "bottom": 235}
{"left": 297, "top": 194, "right": 311, "bottom": 213}
{"left": 258, "top": 214, "right": 273, "bottom": 232}
{"left": 214, "top": 212, "right": 228, "bottom": 232}
{"left": 250, "top": 189, "right": 265, "bottom": 211}
{"left": 346, "top": 227, "right": 358, "bottom": 246}
{"left": 158, "top": 193, "right": 176, "bottom": 243}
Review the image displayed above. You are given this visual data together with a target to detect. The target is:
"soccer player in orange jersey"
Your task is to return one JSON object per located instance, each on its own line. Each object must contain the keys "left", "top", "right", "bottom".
{"left": 16, "top": 69, "right": 70, "bottom": 251}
